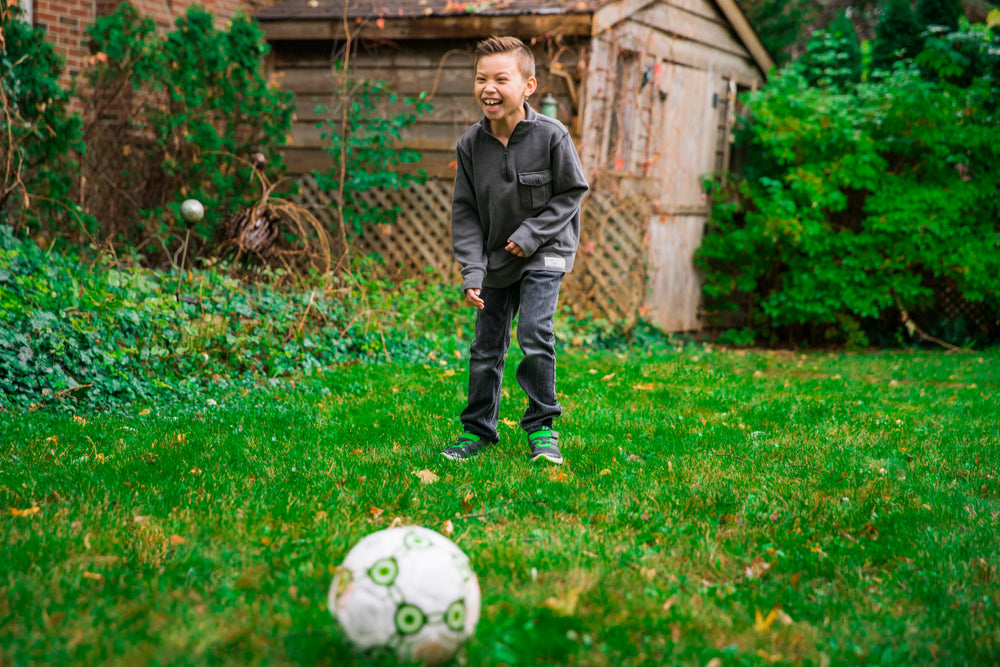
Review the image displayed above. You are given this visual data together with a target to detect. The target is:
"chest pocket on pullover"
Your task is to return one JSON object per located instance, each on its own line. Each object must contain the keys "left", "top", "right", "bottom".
{"left": 518, "top": 170, "right": 553, "bottom": 210}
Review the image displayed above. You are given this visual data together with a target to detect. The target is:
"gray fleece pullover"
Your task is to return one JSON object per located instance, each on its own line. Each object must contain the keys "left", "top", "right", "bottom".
{"left": 451, "top": 103, "right": 589, "bottom": 290}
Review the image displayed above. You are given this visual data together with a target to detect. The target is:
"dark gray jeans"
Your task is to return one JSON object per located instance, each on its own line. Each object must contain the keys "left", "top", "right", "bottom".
{"left": 461, "top": 271, "right": 564, "bottom": 442}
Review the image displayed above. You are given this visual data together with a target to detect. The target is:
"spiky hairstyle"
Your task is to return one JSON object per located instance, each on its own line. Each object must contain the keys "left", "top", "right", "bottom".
{"left": 474, "top": 35, "right": 535, "bottom": 80}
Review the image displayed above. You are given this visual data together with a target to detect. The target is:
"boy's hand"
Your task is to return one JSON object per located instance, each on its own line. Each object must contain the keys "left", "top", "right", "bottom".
{"left": 505, "top": 241, "right": 526, "bottom": 257}
{"left": 464, "top": 288, "right": 485, "bottom": 310}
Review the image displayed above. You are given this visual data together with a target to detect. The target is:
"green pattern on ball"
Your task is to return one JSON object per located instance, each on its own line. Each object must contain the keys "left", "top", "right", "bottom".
{"left": 368, "top": 557, "right": 398, "bottom": 586}
{"left": 394, "top": 603, "right": 426, "bottom": 635}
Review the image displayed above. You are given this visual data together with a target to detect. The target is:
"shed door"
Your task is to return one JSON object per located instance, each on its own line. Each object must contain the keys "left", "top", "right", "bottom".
{"left": 645, "top": 64, "right": 726, "bottom": 332}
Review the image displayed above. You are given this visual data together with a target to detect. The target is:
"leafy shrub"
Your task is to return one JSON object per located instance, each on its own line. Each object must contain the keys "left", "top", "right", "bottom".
{"left": 0, "top": 2, "right": 89, "bottom": 232}
{"left": 871, "top": 0, "right": 924, "bottom": 75}
{"left": 80, "top": 3, "right": 294, "bottom": 258}
{"left": 795, "top": 12, "right": 862, "bottom": 89}
{"left": 0, "top": 224, "right": 475, "bottom": 411}
{"left": 313, "top": 76, "right": 431, "bottom": 236}
{"left": 698, "top": 52, "right": 1000, "bottom": 347}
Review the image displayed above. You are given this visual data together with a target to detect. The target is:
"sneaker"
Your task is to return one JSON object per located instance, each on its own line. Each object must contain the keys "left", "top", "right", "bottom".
{"left": 528, "top": 429, "right": 563, "bottom": 465}
{"left": 441, "top": 432, "right": 491, "bottom": 460}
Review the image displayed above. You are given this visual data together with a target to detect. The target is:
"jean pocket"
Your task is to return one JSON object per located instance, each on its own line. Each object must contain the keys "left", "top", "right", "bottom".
{"left": 518, "top": 170, "right": 553, "bottom": 209}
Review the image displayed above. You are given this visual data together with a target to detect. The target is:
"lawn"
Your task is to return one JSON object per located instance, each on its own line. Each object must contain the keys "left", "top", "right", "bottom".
{"left": 2, "top": 346, "right": 998, "bottom": 666}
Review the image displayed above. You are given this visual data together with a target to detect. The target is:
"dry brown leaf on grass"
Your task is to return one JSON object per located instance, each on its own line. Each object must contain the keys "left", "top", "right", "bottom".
{"left": 548, "top": 468, "right": 569, "bottom": 482}
{"left": 544, "top": 587, "right": 581, "bottom": 616}
{"left": 461, "top": 492, "right": 475, "bottom": 514}
{"left": 10, "top": 506, "right": 41, "bottom": 517}
{"left": 369, "top": 506, "right": 385, "bottom": 519}
{"left": 415, "top": 469, "right": 439, "bottom": 484}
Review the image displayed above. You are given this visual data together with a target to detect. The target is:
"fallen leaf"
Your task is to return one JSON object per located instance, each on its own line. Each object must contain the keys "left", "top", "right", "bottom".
{"left": 73, "top": 415, "right": 87, "bottom": 425}
{"left": 442, "top": 519, "right": 454, "bottom": 536}
{"left": 189, "top": 467, "right": 202, "bottom": 475}
{"left": 169, "top": 534, "right": 186, "bottom": 545}
{"left": 744, "top": 557, "right": 771, "bottom": 579}
{"left": 754, "top": 607, "right": 780, "bottom": 633}
{"left": 139, "top": 408, "right": 150, "bottom": 416}
{"left": 369, "top": 506, "right": 385, "bottom": 519}
{"left": 82, "top": 571, "right": 104, "bottom": 582}
{"left": 599, "top": 468, "right": 612, "bottom": 476}
{"left": 501, "top": 418, "right": 519, "bottom": 428}
{"left": 315, "top": 510, "right": 328, "bottom": 521}
{"left": 415, "top": 469, "right": 439, "bottom": 484}
{"left": 602, "top": 373, "right": 616, "bottom": 381}
{"left": 461, "top": 492, "right": 475, "bottom": 513}
{"left": 633, "top": 383, "right": 656, "bottom": 391}
{"left": 543, "top": 586, "right": 581, "bottom": 616}
{"left": 10, "top": 506, "right": 41, "bottom": 517}
{"left": 548, "top": 469, "right": 569, "bottom": 482}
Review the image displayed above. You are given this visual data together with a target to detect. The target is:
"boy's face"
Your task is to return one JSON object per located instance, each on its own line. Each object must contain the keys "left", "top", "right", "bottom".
{"left": 475, "top": 52, "right": 537, "bottom": 125}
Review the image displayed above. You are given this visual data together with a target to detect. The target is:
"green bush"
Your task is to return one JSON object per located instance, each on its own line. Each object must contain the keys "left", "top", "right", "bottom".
{"left": 0, "top": 224, "right": 480, "bottom": 410}
{"left": 313, "top": 76, "right": 431, "bottom": 235}
{"left": 871, "top": 0, "right": 924, "bottom": 75}
{"left": 0, "top": 2, "right": 89, "bottom": 232}
{"left": 795, "top": 12, "right": 862, "bottom": 89}
{"left": 80, "top": 3, "right": 294, "bottom": 256}
{"left": 699, "top": 50, "right": 1000, "bottom": 347}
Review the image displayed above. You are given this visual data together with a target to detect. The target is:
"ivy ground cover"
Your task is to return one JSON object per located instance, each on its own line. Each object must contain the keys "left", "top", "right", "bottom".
{"left": 2, "top": 347, "right": 998, "bottom": 665}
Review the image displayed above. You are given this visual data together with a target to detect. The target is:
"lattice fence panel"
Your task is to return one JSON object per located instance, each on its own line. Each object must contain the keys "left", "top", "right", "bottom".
{"left": 292, "top": 176, "right": 648, "bottom": 320}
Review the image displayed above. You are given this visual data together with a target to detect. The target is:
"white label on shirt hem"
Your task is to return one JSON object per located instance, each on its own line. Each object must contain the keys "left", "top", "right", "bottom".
{"left": 544, "top": 256, "right": 567, "bottom": 269}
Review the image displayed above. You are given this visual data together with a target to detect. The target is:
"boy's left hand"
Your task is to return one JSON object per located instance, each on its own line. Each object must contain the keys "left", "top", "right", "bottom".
{"left": 505, "top": 241, "right": 526, "bottom": 257}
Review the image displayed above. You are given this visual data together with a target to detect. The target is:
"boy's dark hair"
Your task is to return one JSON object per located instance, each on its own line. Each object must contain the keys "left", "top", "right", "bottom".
{"left": 474, "top": 35, "right": 535, "bottom": 80}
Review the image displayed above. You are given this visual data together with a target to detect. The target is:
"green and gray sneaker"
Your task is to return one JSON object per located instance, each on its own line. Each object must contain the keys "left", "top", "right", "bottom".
{"left": 528, "top": 429, "right": 563, "bottom": 465}
{"left": 441, "top": 432, "right": 491, "bottom": 460}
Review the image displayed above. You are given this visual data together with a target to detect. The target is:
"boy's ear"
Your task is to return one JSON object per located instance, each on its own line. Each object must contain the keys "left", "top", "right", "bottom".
{"left": 524, "top": 76, "right": 538, "bottom": 98}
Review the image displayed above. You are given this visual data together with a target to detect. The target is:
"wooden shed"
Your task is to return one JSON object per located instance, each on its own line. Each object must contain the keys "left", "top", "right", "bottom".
{"left": 253, "top": 0, "right": 772, "bottom": 331}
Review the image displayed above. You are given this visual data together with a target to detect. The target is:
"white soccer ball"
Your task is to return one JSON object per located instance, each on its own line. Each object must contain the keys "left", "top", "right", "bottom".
{"left": 328, "top": 526, "right": 481, "bottom": 665}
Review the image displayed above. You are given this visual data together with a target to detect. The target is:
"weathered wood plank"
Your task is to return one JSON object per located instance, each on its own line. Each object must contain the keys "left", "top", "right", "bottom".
{"left": 261, "top": 14, "right": 593, "bottom": 42}
{"left": 645, "top": 212, "right": 705, "bottom": 331}
{"left": 633, "top": 2, "right": 746, "bottom": 58}
{"left": 592, "top": 0, "right": 656, "bottom": 34}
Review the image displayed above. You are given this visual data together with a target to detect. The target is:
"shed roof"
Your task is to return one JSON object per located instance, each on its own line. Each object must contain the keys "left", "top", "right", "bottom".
{"left": 253, "top": 0, "right": 614, "bottom": 21}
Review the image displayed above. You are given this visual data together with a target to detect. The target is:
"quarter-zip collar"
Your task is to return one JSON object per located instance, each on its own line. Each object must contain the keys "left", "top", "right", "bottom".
{"left": 477, "top": 102, "right": 539, "bottom": 182}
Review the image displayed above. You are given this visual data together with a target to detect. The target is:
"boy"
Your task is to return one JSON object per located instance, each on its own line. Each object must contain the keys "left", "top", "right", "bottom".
{"left": 441, "top": 36, "right": 589, "bottom": 465}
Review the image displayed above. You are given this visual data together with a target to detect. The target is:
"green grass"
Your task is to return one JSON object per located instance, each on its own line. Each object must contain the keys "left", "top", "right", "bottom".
{"left": 2, "top": 346, "right": 999, "bottom": 665}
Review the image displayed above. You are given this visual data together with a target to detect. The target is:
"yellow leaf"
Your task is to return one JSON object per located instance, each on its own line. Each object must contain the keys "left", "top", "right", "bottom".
{"left": 501, "top": 418, "right": 519, "bottom": 428}
{"left": 599, "top": 468, "right": 612, "bottom": 476}
{"left": 548, "top": 469, "right": 569, "bottom": 482}
{"left": 10, "top": 506, "right": 41, "bottom": 517}
{"left": 82, "top": 571, "right": 104, "bottom": 582}
{"left": 754, "top": 607, "right": 779, "bottom": 633}
{"left": 169, "top": 534, "right": 186, "bottom": 545}
{"left": 415, "top": 469, "right": 439, "bottom": 484}
{"left": 602, "top": 373, "right": 616, "bottom": 381}
{"left": 544, "top": 587, "right": 581, "bottom": 616}
{"left": 73, "top": 415, "right": 87, "bottom": 425}
{"left": 138, "top": 408, "right": 150, "bottom": 416}
{"left": 189, "top": 467, "right": 202, "bottom": 475}
{"left": 442, "top": 519, "right": 454, "bottom": 536}
{"left": 633, "top": 383, "right": 656, "bottom": 391}
{"left": 369, "top": 506, "right": 385, "bottom": 519}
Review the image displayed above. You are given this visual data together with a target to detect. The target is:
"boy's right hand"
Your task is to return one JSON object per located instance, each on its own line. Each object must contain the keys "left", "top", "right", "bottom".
{"left": 464, "top": 288, "right": 485, "bottom": 310}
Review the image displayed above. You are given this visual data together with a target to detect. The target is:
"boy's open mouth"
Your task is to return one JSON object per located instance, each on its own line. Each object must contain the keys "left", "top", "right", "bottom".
{"left": 483, "top": 98, "right": 503, "bottom": 108}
